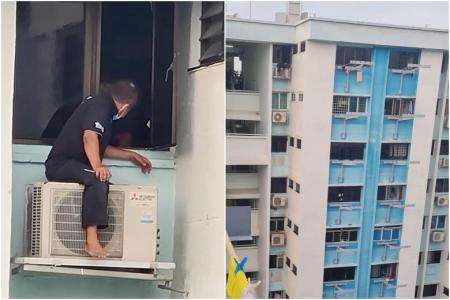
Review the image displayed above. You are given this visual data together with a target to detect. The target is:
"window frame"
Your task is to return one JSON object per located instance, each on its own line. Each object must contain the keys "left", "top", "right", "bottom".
{"left": 373, "top": 226, "right": 401, "bottom": 241}
{"left": 272, "top": 91, "right": 288, "bottom": 110}
{"left": 332, "top": 96, "right": 368, "bottom": 114}
{"left": 326, "top": 228, "right": 358, "bottom": 243}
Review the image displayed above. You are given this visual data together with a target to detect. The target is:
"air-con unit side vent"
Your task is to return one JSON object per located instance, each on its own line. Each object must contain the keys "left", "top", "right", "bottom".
{"left": 30, "top": 185, "right": 42, "bottom": 256}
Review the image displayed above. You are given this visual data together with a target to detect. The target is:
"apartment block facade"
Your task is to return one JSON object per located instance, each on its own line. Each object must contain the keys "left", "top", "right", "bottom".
{"left": 226, "top": 16, "right": 448, "bottom": 298}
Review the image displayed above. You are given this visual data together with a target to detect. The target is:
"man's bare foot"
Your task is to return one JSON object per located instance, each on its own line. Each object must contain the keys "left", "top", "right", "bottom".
{"left": 86, "top": 239, "right": 108, "bottom": 258}
{"left": 85, "top": 225, "right": 108, "bottom": 258}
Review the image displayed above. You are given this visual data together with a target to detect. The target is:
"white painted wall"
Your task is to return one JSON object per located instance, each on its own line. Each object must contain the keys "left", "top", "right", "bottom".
{"left": 396, "top": 50, "right": 444, "bottom": 298}
{"left": 285, "top": 40, "right": 336, "bottom": 298}
{"left": 1, "top": 2, "right": 16, "bottom": 298}
{"left": 171, "top": 3, "right": 225, "bottom": 298}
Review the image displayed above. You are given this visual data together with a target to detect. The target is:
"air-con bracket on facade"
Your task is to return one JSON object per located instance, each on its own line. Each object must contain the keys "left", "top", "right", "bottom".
{"left": 391, "top": 63, "right": 430, "bottom": 95}
{"left": 329, "top": 205, "right": 361, "bottom": 225}
{"left": 324, "top": 283, "right": 355, "bottom": 297}
{"left": 12, "top": 256, "right": 176, "bottom": 282}
{"left": 337, "top": 60, "right": 373, "bottom": 93}
{"left": 333, "top": 113, "right": 365, "bottom": 140}
{"left": 379, "top": 242, "right": 410, "bottom": 261}
{"left": 326, "top": 244, "right": 358, "bottom": 264}
{"left": 378, "top": 201, "right": 413, "bottom": 223}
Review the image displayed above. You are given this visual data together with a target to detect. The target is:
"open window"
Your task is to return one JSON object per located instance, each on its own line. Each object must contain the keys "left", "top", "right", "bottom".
{"left": 323, "top": 266, "right": 356, "bottom": 282}
{"left": 380, "top": 143, "right": 409, "bottom": 160}
{"left": 328, "top": 186, "right": 362, "bottom": 202}
{"left": 13, "top": 2, "right": 175, "bottom": 149}
{"left": 272, "top": 44, "right": 294, "bottom": 79}
{"left": 336, "top": 46, "right": 372, "bottom": 66}
{"left": 271, "top": 177, "right": 287, "bottom": 194}
{"left": 377, "top": 185, "right": 405, "bottom": 201}
{"left": 271, "top": 136, "right": 287, "bottom": 153}
{"left": 370, "top": 263, "right": 397, "bottom": 279}
{"left": 384, "top": 98, "right": 415, "bottom": 116}
{"left": 389, "top": 50, "right": 419, "bottom": 69}
{"left": 326, "top": 228, "right": 358, "bottom": 243}
{"left": 330, "top": 143, "right": 365, "bottom": 160}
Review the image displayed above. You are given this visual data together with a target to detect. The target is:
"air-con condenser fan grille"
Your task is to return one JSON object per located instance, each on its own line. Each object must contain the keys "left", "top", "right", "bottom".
{"left": 51, "top": 189, "right": 124, "bottom": 257}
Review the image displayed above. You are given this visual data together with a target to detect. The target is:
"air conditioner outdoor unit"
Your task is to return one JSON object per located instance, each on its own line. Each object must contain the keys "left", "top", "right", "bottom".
{"left": 271, "top": 232, "right": 285, "bottom": 246}
{"left": 28, "top": 182, "right": 158, "bottom": 262}
{"left": 435, "top": 195, "right": 449, "bottom": 207}
{"left": 271, "top": 195, "right": 287, "bottom": 207}
{"left": 272, "top": 111, "right": 287, "bottom": 123}
{"left": 431, "top": 230, "right": 446, "bottom": 242}
{"left": 440, "top": 158, "right": 449, "bottom": 167}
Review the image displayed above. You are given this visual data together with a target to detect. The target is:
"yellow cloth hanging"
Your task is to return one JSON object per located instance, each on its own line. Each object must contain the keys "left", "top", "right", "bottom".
{"left": 226, "top": 255, "right": 249, "bottom": 299}
{"left": 356, "top": 70, "right": 363, "bottom": 82}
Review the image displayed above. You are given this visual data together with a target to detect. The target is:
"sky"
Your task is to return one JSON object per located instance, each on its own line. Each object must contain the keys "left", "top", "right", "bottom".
{"left": 225, "top": 1, "right": 449, "bottom": 29}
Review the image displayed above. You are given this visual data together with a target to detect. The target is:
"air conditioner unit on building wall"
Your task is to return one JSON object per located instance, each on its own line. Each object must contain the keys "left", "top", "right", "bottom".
{"left": 271, "top": 232, "right": 285, "bottom": 246}
{"left": 431, "top": 230, "right": 446, "bottom": 242}
{"left": 271, "top": 195, "right": 287, "bottom": 207}
{"left": 435, "top": 195, "right": 449, "bottom": 206}
{"left": 440, "top": 158, "right": 449, "bottom": 167}
{"left": 272, "top": 111, "right": 287, "bottom": 124}
{"left": 28, "top": 182, "right": 158, "bottom": 263}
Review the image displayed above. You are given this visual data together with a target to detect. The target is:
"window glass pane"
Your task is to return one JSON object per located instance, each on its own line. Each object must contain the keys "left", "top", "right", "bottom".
{"left": 14, "top": 2, "right": 85, "bottom": 142}
{"left": 279, "top": 94, "right": 288, "bottom": 109}
{"left": 382, "top": 228, "right": 392, "bottom": 240}
{"left": 431, "top": 216, "right": 437, "bottom": 229}
{"left": 349, "top": 97, "right": 358, "bottom": 112}
{"left": 392, "top": 228, "right": 400, "bottom": 240}
{"left": 272, "top": 93, "right": 279, "bottom": 109}
{"left": 373, "top": 229, "right": 381, "bottom": 240}
{"left": 437, "top": 216, "right": 446, "bottom": 228}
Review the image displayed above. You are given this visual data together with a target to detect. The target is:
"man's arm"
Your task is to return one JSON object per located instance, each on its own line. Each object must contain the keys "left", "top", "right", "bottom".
{"left": 83, "top": 130, "right": 111, "bottom": 181}
{"left": 105, "top": 145, "right": 152, "bottom": 174}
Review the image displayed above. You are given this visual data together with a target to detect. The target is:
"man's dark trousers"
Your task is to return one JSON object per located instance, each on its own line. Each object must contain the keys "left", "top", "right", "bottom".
{"left": 45, "top": 159, "right": 109, "bottom": 229}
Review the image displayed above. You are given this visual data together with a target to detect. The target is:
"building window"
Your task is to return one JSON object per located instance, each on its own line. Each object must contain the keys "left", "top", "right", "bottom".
{"left": 389, "top": 50, "right": 419, "bottom": 69}
{"left": 377, "top": 185, "right": 404, "bottom": 201}
{"left": 326, "top": 228, "right": 358, "bottom": 243}
{"left": 269, "top": 254, "right": 284, "bottom": 269}
{"left": 415, "top": 285, "right": 420, "bottom": 298}
{"left": 292, "top": 264, "right": 297, "bottom": 275}
{"left": 418, "top": 252, "right": 422, "bottom": 264}
{"left": 271, "top": 177, "right": 287, "bottom": 194}
{"left": 435, "top": 179, "right": 449, "bottom": 193}
{"left": 232, "top": 236, "right": 258, "bottom": 247}
{"left": 330, "top": 142, "right": 365, "bottom": 160}
{"left": 14, "top": 2, "right": 176, "bottom": 148}
{"left": 328, "top": 186, "right": 362, "bottom": 202}
{"left": 296, "top": 139, "right": 302, "bottom": 149}
{"left": 431, "top": 215, "right": 446, "bottom": 229}
{"left": 427, "top": 250, "right": 442, "bottom": 264}
{"left": 300, "top": 41, "right": 306, "bottom": 53}
{"left": 332, "top": 96, "right": 368, "bottom": 114}
{"left": 370, "top": 263, "right": 397, "bottom": 279}
{"left": 226, "top": 120, "right": 258, "bottom": 135}
{"left": 295, "top": 183, "right": 300, "bottom": 193}
{"left": 443, "top": 287, "right": 449, "bottom": 296}
{"left": 291, "top": 92, "right": 296, "bottom": 102}
{"left": 380, "top": 143, "right": 409, "bottom": 160}
{"left": 272, "top": 92, "right": 288, "bottom": 110}
{"left": 288, "top": 179, "right": 294, "bottom": 189}
{"left": 440, "top": 140, "right": 449, "bottom": 155}
{"left": 268, "top": 291, "right": 285, "bottom": 299}
{"left": 289, "top": 137, "right": 295, "bottom": 147}
{"left": 287, "top": 218, "right": 292, "bottom": 228}
{"left": 226, "top": 199, "right": 257, "bottom": 209}
{"left": 323, "top": 266, "right": 356, "bottom": 281}
{"left": 373, "top": 226, "right": 401, "bottom": 241}
{"left": 298, "top": 92, "right": 304, "bottom": 102}
{"left": 286, "top": 256, "right": 291, "bottom": 267}
{"left": 384, "top": 98, "right": 415, "bottom": 116}
{"left": 272, "top": 136, "right": 288, "bottom": 153}
{"left": 423, "top": 284, "right": 438, "bottom": 297}
{"left": 270, "top": 218, "right": 285, "bottom": 231}
{"left": 436, "top": 98, "right": 442, "bottom": 115}
{"left": 293, "top": 225, "right": 299, "bottom": 235}
{"left": 336, "top": 46, "right": 372, "bottom": 65}
{"left": 226, "top": 165, "right": 258, "bottom": 173}
{"left": 423, "top": 216, "right": 427, "bottom": 230}
{"left": 286, "top": 293, "right": 289, "bottom": 299}
{"left": 199, "top": 2, "right": 224, "bottom": 65}
{"left": 292, "top": 44, "right": 298, "bottom": 55}
{"left": 431, "top": 140, "right": 436, "bottom": 155}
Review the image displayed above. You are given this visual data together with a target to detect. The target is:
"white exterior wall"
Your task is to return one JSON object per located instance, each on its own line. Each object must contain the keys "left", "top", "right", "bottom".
{"left": 396, "top": 50, "right": 444, "bottom": 298}
{"left": 1, "top": 2, "right": 16, "bottom": 298}
{"left": 284, "top": 40, "right": 336, "bottom": 298}
{"left": 171, "top": 3, "right": 225, "bottom": 298}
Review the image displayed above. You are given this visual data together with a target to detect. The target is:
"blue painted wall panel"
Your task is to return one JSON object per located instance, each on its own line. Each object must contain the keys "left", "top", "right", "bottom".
{"left": 334, "top": 67, "right": 372, "bottom": 95}
{"left": 331, "top": 116, "right": 368, "bottom": 141}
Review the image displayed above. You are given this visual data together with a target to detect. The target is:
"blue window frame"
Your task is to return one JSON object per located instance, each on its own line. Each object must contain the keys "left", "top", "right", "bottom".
{"left": 374, "top": 227, "right": 401, "bottom": 241}
{"left": 431, "top": 215, "right": 446, "bottom": 229}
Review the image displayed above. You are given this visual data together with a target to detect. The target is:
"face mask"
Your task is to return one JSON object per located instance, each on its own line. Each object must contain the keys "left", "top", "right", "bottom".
{"left": 113, "top": 104, "right": 130, "bottom": 121}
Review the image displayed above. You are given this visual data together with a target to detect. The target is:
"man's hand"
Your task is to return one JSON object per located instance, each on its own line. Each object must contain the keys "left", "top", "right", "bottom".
{"left": 131, "top": 152, "right": 152, "bottom": 174}
{"left": 94, "top": 165, "right": 111, "bottom": 182}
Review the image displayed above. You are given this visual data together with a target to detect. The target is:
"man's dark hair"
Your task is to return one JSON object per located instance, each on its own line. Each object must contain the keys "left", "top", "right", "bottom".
{"left": 102, "top": 80, "right": 138, "bottom": 105}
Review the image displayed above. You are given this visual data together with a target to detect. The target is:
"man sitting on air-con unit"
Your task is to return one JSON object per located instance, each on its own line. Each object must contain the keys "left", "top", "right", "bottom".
{"left": 45, "top": 80, "right": 152, "bottom": 258}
